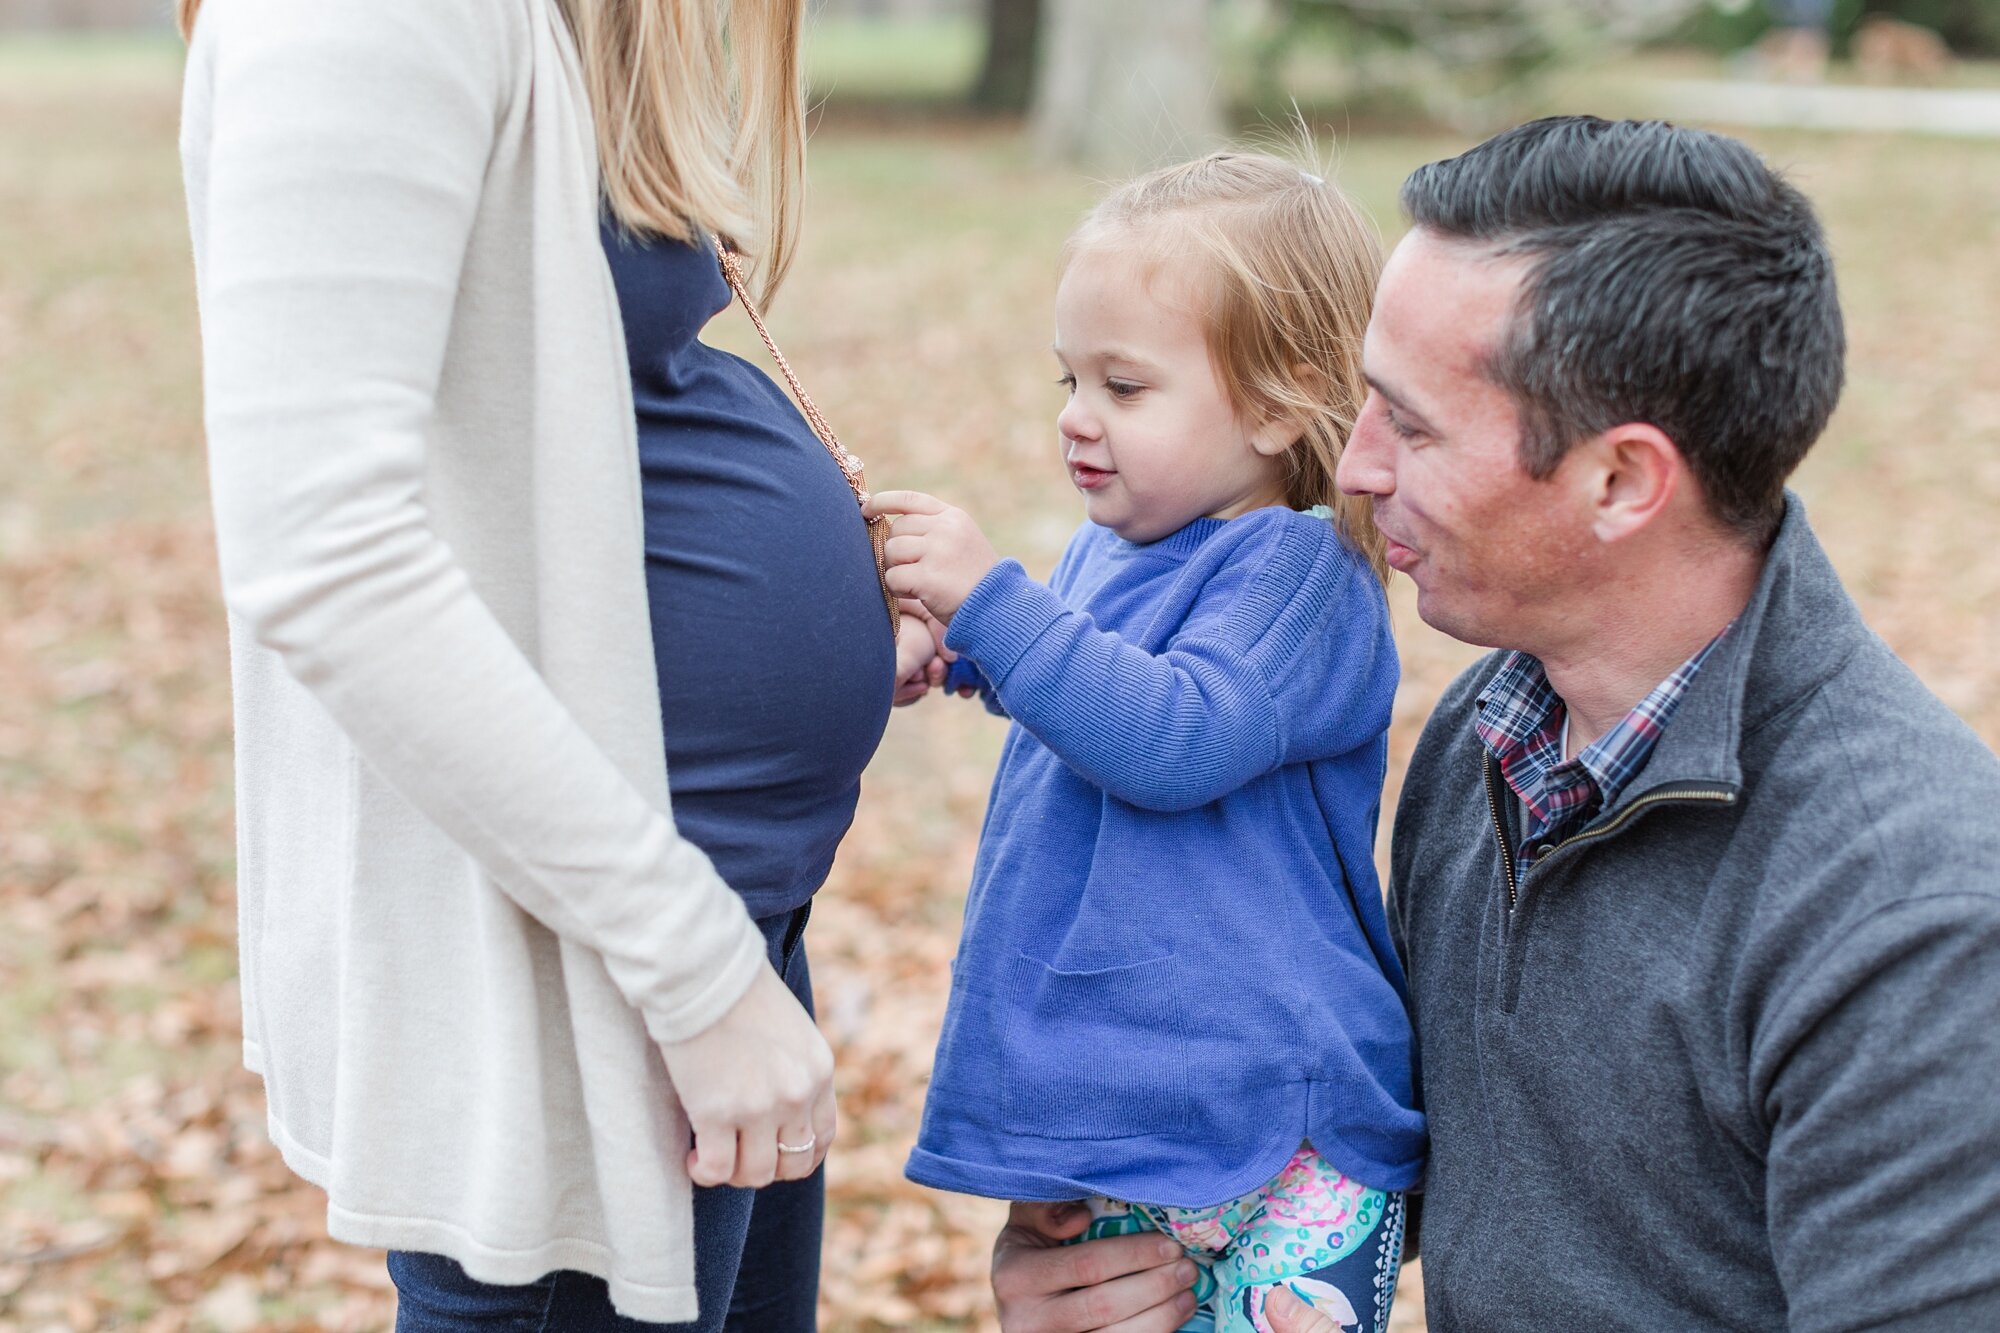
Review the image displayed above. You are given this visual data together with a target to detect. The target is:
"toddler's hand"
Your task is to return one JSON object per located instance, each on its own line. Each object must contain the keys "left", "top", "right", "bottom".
{"left": 864, "top": 490, "right": 1000, "bottom": 626}
{"left": 893, "top": 599, "right": 946, "bottom": 706}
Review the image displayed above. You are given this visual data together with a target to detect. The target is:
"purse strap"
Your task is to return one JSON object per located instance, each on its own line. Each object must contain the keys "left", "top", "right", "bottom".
{"left": 711, "top": 236, "right": 871, "bottom": 508}
{"left": 711, "top": 235, "right": 900, "bottom": 637}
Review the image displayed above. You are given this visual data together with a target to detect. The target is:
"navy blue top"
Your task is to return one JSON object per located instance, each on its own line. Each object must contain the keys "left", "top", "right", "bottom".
{"left": 602, "top": 221, "right": 894, "bottom": 919}
{"left": 906, "top": 508, "right": 1424, "bottom": 1208}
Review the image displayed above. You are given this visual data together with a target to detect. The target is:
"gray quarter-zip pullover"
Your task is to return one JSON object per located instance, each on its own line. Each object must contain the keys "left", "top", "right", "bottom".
{"left": 1392, "top": 494, "right": 2000, "bottom": 1332}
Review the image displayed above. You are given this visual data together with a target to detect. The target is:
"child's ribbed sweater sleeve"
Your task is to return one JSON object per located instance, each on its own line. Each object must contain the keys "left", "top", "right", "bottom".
{"left": 941, "top": 655, "right": 1005, "bottom": 714}
{"left": 943, "top": 516, "right": 1396, "bottom": 813}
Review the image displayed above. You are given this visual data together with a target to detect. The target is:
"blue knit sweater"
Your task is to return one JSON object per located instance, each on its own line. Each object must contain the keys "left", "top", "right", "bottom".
{"left": 905, "top": 507, "right": 1425, "bottom": 1209}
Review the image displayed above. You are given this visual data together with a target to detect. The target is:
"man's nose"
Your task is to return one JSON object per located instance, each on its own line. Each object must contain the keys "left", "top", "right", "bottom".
{"left": 1337, "top": 407, "right": 1392, "bottom": 496}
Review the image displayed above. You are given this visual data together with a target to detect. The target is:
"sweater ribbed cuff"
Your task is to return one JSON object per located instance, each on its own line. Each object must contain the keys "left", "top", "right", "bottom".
{"left": 941, "top": 656, "right": 985, "bottom": 696}
{"left": 636, "top": 908, "right": 768, "bottom": 1048}
{"left": 944, "top": 560, "right": 1068, "bottom": 686}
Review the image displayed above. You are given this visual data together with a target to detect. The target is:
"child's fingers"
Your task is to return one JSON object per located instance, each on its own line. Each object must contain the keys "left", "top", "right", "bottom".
{"left": 884, "top": 533, "right": 924, "bottom": 567}
{"left": 892, "top": 642, "right": 935, "bottom": 705}
{"left": 886, "top": 512, "right": 937, "bottom": 544}
{"left": 864, "top": 489, "right": 946, "bottom": 520}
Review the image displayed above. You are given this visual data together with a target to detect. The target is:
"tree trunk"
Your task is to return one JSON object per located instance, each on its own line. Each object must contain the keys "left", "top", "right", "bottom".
{"left": 1030, "top": 0, "right": 1225, "bottom": 173}
{"left": 971, "top": 0, "right": 1043, "bottom": 114}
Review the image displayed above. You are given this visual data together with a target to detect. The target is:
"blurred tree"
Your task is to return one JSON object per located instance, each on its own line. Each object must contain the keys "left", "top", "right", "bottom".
{"left": 971, "top": 0, "right": 1042, "bottom": 113}
{"left": 1030, "top": 0, "right": 1225, "bottom": 171}
{"left": 1260, "top": 0, "right": 1710, "bottom": 129}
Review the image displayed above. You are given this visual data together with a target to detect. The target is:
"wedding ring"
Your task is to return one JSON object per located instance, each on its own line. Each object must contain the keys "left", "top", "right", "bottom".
{"left": 776, "top": 1132, "right": 816, "bottom": 1156}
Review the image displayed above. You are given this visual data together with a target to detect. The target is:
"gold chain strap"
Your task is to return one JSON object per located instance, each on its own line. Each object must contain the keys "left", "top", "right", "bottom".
{"left": 711, "top": 236, "right": 900, "bottom": 638}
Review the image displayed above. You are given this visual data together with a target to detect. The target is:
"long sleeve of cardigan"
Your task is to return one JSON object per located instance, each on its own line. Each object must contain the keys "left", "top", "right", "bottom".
{"left": 190, "top": 0, "right": 765, "bottom": 1044}
{"left": 942, "top": 520, "right": 1397, "bottom": 813}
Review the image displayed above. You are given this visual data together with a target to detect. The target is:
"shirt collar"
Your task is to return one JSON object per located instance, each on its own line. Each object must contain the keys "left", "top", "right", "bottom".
{"left": 1477, "top": 627, "right": 1733, "bottom": 822}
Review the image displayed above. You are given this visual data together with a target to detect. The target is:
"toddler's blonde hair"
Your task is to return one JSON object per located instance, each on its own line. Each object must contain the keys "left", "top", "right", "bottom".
{"left": 1066, "top": 150, "right": 1388, "bottom": 583}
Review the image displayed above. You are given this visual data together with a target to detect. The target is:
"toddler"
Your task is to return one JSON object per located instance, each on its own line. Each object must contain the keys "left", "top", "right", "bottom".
{"left": 873, "top": 151, "right": 1423, "bottom": 1333}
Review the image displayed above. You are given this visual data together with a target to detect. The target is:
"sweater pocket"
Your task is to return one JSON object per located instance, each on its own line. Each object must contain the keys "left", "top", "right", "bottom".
{"left": 1000, "top": 951, "right": 1193, "bottom": 1140}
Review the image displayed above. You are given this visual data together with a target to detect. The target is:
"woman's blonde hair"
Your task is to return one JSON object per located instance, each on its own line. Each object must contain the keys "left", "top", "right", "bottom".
{"left": 176, "top": 0, "right": 805, "bottom": 304}
{"left": 1066, "top": 150, "right": 1388, "bottom": 583}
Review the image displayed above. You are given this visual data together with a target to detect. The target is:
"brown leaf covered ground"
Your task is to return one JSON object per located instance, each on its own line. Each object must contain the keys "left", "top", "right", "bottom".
{"left": 4, "top": 37, "right": 1998, "bottom": 1333}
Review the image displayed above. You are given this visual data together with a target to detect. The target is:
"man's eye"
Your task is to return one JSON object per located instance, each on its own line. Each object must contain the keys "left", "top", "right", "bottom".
{"left": 1107, "top": 379, "right": 1143, "bottom": 399}
{"left": 1385, "top": 407, "right": 1419, "bottom": 439}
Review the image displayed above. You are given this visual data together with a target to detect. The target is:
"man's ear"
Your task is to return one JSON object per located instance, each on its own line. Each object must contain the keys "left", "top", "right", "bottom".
{"left": 1573, "top": 422, "right": 1682, "bottom": 543}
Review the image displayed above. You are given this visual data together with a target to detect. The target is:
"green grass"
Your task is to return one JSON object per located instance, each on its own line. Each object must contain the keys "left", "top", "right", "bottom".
{"left": 805, "top": 13, "right": 982, "bottom": 105}
{"left": 0, "top": 31, "right": 182, "bottom": 81}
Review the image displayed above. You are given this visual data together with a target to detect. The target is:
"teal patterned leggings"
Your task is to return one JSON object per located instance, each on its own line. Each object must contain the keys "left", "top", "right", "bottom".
{"left": 1072, "top": 1145, "right": 1405, "bottom": 1333}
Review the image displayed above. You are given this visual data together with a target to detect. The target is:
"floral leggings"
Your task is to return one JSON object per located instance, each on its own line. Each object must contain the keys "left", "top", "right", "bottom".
{"left": 1075, "top": 1145, "right": 1405, "bottom": 1333}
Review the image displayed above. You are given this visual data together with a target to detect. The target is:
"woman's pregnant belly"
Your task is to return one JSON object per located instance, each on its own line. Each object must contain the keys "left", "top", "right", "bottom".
{"left": 639, "top": 351, "right": 895, "bottom": 916}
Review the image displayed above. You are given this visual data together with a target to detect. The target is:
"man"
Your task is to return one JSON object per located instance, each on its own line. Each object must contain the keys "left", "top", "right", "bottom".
{"left": 987, "top": 117, "right": 2000, "bottom": 1332}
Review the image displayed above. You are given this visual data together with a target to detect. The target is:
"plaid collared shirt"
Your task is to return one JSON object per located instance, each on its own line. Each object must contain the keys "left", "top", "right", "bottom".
{"left": 1475, "top": 628, "right": 1731, "bottom": 870}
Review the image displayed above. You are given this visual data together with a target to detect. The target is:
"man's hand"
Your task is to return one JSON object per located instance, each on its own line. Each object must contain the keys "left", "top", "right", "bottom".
{"left": 1263, "top": 1286, "right": 1345, "bottom": 1333}
{"left": 864, "top": 490, "right": 1000, "bottom": 626}
{"left": 991, "top": 1201, "right": 1198, "bottom": 1333}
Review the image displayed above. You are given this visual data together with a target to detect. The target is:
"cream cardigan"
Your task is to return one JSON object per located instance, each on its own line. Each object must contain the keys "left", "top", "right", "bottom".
{"left": 180, "top": 0, "right": 769, "bottom": 1318}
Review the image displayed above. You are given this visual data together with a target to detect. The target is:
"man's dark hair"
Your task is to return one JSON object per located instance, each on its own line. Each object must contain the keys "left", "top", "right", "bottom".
{"left": 1400, "top": 116, "right": 1845, "bottom": 544}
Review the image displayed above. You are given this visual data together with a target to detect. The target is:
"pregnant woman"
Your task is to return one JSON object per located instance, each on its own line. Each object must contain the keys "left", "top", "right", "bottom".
{"left": 178, "top": 0, "right": 900, "bottom": 1327}
{"left": 580, "top": 219, "right": 899, "bottom": 1327}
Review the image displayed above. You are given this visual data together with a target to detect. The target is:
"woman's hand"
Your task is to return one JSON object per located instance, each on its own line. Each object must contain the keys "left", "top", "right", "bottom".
{"left": 864, "top": 491, "right": 1000, "bottom": 626}
{"left": 655, "top": 963, "right": 835, "bottom": 1188}
{"left": 991, "top": 1201, "right": 1198, "bottom": 1333}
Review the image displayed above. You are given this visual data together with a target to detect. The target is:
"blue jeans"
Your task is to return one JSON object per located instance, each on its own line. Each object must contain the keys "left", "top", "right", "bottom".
{"left": 390, "top": 904, "right": 822, "bottom": 1333}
